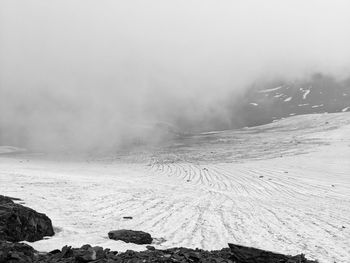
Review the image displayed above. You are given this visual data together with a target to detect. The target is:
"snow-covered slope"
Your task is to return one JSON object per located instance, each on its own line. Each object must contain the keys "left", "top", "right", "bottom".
{"left": 0, "top": 112, "right": 350, "bottom": 263}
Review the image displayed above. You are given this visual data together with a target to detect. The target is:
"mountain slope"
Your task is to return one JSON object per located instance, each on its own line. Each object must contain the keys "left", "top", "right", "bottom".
{"left": 231, "top": 73, "right": 350, "bottom": 127}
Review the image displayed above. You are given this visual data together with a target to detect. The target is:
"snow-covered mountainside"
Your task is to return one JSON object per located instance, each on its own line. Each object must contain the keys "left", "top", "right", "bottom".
{"left": 231, "top": 74, "right": 350, "bottom": 127}
{"left": 0, "top": 112, "right": 349, "bottom": 263}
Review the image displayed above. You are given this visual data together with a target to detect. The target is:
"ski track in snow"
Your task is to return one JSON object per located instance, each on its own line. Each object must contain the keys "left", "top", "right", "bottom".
{"left": 1, "top": 113, "right": 350, "bottom": 263}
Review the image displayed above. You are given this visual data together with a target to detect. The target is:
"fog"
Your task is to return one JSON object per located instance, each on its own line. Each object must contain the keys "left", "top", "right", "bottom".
{"left": 1, "top": 0, "right": 350, "bottom": 152}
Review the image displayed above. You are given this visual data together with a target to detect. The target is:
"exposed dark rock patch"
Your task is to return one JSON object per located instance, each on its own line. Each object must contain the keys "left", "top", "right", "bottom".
{"left": 230, "top": 73, "right": 350, "bottom": 128}
{"left": 146, "top": 245, "right": 156, "bottom": 251}
{"left": 0, "top": 240, "right": 36, "bottom": 263}
{"left": 0, "top": 196, "right": 20, "bottom": 204}
{"left": 108, "top": 229, "right": 153, "bottom": 245}
{"left": 228, "top": 243, "right": 312, "bottom": 263}
{"left": 0, "top": 195, "right": 54, "bottom": 242}
{"left": 0, "top": 242, "right": 317, "bottom": 263}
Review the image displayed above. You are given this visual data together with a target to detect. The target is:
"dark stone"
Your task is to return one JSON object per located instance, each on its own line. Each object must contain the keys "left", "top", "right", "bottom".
{"left": 108, "top": 229, "right": 153, "bottom": 244}
{"left": 0, "top": 242, "right": 317, "bottom": 263}
{"left": 0, "top": 196, "right": 16, "bottom": 204}
{"left": 0, "top": 196, "right": 22, "bottom": 203}
{"left": 73, "top": 245, "right": 104, "bottom": 262}
{"left": 0, "top": 240, "right": 36, "bottom": 263}
{"left": 60, "top": 245, "right": 73, "bottom": 258}
{"left": 228, "top": 243, "right": 314, "bottom": 263}
{"left": 146, "top": 245, "right": 155, "bottom": 251}
{"left": 0, "top": 195, "right": 54, "bottom": 242}
{"left": 48, "top": 249, "right": 61, "bottom": 255}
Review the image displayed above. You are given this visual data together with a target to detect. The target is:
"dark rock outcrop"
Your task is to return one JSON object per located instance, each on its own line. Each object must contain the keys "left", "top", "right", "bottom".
{"left": 0, "top": 195, "right": 54, "bottom": 242}
{"left": 108, "top": 229, "right": 153, "bottom": 245}
{"left": 0, "top": 240, "right": 36, "bottom": 263}
{"left": 228, "top": 243, "right": 313, "bottom": 263}
{"left": 1, "top": 242, "right": 317, "bottom": 263}
{"left": 230, "top": 73, "right": 350, "bottom": 128}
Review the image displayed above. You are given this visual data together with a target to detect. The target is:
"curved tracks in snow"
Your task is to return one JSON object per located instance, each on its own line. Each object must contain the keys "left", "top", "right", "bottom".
{"left": 143, "top": 158, "right": 350, "bottom": 263}
{"left": 1, "top": 113, "right": 350, "bottom": 263}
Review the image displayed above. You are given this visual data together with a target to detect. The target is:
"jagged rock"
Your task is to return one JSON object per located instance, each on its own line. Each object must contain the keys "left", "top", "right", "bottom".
{"left": 228, "top": 243, "right": 313, "bottom": 263}
{"left": 0, "top": 240, "right": 36, "bottom": 263}
{"left": 108, "top": 229, "right": 153, "bottom": 245}
{"left": 0, "top": 242, "right": 317, "bottom": 263}
{"left": 0, "top": 196, "right": 18, "bottom": 204}
{"left": 73, "top": 245, "right": 105, "bottom": 262}
{"left": 0, "top": 195, "right": 54, "bottom": 242}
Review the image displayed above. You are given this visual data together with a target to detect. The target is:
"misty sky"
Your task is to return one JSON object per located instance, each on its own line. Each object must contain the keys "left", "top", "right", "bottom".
{"left": 1, "top": 0, "right": 350, "bottom": 151}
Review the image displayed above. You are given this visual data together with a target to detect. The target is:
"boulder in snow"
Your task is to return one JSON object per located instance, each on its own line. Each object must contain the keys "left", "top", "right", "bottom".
{"left": 108, "top": 229, "right": 153, "bottom": 244}
{"left": 0, "top": 195, "right": 54, "bottom": 242}
{"left": 0, "top": 240, "right": 36, "bottom": 262}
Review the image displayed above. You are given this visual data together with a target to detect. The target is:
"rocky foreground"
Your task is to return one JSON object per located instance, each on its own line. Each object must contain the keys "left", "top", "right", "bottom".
{"left": 1, "top": 241, "right": 317, "bottom": 263}
{"left": 0, "top": 195, "right": 317, "bottom": 263}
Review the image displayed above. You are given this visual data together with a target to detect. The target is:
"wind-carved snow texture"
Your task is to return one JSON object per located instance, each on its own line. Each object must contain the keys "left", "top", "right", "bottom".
{"left": 0, "top": 112, "right": 350, "bottom": 263}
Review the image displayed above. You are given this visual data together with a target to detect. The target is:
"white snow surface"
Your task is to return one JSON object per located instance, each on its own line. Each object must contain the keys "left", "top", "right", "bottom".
{"left": 1, "top": 112, "right": 350, "bottom": 263}
{"left": 284, "top": 97, "right": 292, "bottom": 102}
{"left": 301, "top": 89, "right": 311, "bottom": 100}
{"left": 312, "top": 104, "right": 324, "bottom": 108}
{"left": 258, "top": 86, "right": 283, "bottom": 93}
{"left": 303, "top": 90, "right": 310, "bottom": 99}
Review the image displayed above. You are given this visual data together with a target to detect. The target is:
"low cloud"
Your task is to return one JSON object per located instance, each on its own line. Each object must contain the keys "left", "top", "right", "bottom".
{"left": 1, "top": 0, "right": 350, "bottom": 152}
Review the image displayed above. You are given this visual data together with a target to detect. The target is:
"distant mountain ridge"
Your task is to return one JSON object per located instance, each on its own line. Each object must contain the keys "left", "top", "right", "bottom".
{"left": 231, "top": 73, "right": 350, "bottom": 127}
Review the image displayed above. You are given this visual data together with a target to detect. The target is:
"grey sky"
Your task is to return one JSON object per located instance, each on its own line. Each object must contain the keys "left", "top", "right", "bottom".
{"left": 1, "top": 0, "right": 350, "bottom": 151}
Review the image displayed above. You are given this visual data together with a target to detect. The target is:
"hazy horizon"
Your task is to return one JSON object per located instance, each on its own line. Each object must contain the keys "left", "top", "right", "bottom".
{"left": 1, "top": 0, "right": 350, "bottom": 151}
